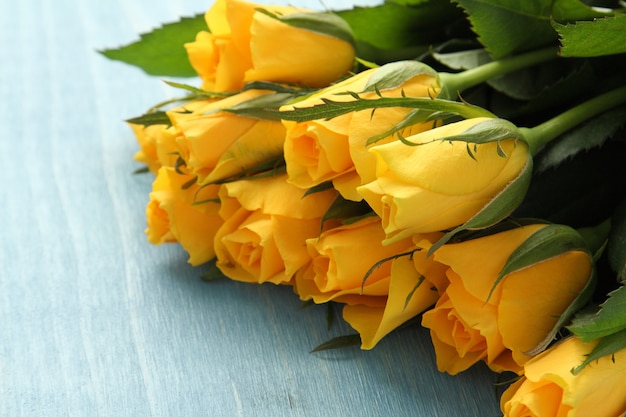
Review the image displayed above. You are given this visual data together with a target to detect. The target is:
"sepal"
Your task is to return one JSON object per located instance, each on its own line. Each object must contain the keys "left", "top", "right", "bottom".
{"left": 504, "top": 224, "right": 596, "bottom": 356}
{"left": 220, "top": 92, "right": 298, "bottom": 120}
{"left": 361, "top": 60, "right": 437, "bottom": 92}
{"left": 256, "top": 9, "right": 355, "bottom": 47}
{"left": 493, "top": 224, "right": 590, "bottom": 298}
{"left": 571, "top": 328, "right": 626, "bottom": 375}
{"left": 411, "top": 117, "right": 526, "bottom": 148}
{"left": 276, "top": 95, "right": 495, "bottom": 124}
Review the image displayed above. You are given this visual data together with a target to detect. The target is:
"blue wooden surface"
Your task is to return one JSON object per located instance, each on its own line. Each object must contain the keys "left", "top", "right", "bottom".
{"left": 0, "top": 0, "right": 503, "bottom": 415}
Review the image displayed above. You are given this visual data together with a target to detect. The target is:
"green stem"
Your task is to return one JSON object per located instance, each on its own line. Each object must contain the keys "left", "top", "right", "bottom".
{"left": 438, "top": 46, "right": 558, "bottom": 99}
{"left": 521, "top": 85, "right": 626, "bottom": 156}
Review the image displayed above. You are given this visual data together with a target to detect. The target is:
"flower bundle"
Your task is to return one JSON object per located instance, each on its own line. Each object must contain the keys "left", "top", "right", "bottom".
{"left": 102, "top": 0, "right": 626, "bottom": 415}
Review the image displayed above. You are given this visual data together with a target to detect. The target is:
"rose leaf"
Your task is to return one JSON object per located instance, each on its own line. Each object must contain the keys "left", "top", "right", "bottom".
{"left": 99, "top": 14, "right": 207, "bottom": 77}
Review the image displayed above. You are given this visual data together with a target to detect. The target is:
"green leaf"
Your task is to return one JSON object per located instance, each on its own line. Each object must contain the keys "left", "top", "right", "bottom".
{"left": 302, "top": 181, "right": 335, "bottom": 197}
{"left": 493, "top": 59, "right": 600, "bottom": 120}
{"left": 132, "top": 166, "right": 150, "bottom": 175}
{"left": 432, "top": 48, "right": 492, "bottom": 71}
{"left": 555, "top": 14, "right": 626, "bottom": 57}
{"left": 336, "top": 1, "right": 464, "bottom": 62}
{"left": 200, "top": 259, "right": 225, "bottom": 282}
{"left": 203, "top": 158, "right": 286, "bottom": 185}
{"left": 320, "top": 196, "right": 372, "bottom": 232}
{"left": 515, "top": 139, "right": 626, "bottom": 228}
{"left": 310, "top": 334, "right": 361, "bottom": 352}
{"left": 451, "top": 0, "right": 606, "bottom": 58}
{"left": 435, "top": 48, "right": 592, "bottom": 102}
{"left": 609, "top": 200, "right": 626, "bottom": 282}
{"left": 163, "top": 80, "right": 212, "bottom": 95}
{"left": 569, "top": 285, "right": 626, "bottom": 341}
{"left": 340, "top": 211, "right": 378, "bottom": 226}
{"left": 100, "top": 14, "right": 208, "bottom": 77}
{"left": 125, "top": 111, "right": 171, "bottom": 127}
{"left": 571, "top": 328, "right": 626, "bottom": 374}
{"left": 428, "top": 155, "right": 533, "bottom": 256}
{"left": 536, "top": 106, "right": 626, "bottom": 172}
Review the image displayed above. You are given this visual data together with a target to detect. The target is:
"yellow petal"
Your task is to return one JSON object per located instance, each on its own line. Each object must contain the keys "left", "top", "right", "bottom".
{"left": 331, "top": 171, "right": 363, "bottom": 202}
{"left": 498, "top": 250, "right": 592, "bottom": 364}
{"left": 245, "top": 13, "right": 354, "bottom": 87}
{"left": 145, "top": 198, "right": 175, "bottom": 244}
{"left": 293, "top": 217, "right": 412, "bottom": 303}
{"left": 184, "top": 31, "right": 218, "bottom": 90}
{"left": 369, "top": 118, "right": 525, "bottom": 193}
{"left": 206, "top": 0, "right": 230, "bottom": 36}
{"left": 204, "top": 119, "right": 286, "bottom": 184}
{"left": 147, "top": 168, "right": 222, "bottom": 265}
{"left": 421, "top": 294, "right": 488, "bottom": 374}
{"left": 433, "top": 224, "right": 546, "bottom": 302}
{"left": 219, "top": 174, "right": 336, "bottom": 219}
{"left": 173, "top": 90, "right": 281, "bottom": 181}
{"left": 349, "top": 109, "right": 435, "bottom": 186}
{"left": 272, "top": 216, "right": 321, "bottom": 277}
{"left": 523, "top": 337, "right": 626, "bottom": 417}
{"left": 343, "top": 252, "right": 442, "bottom": 349}
{"left": 217, "top": 210, "right": 287, "bottom": 283}
{"left": 358, "top": 177, "right": 514, "bottom": 238}
{"left": 284, "top": 114, "right": 354, "bottom": 189}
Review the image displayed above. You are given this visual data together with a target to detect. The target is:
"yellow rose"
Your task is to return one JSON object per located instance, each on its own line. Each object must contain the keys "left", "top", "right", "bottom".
{"left": 420, "top": 224, "right": 593, "bottom": 374}
{"left": 129, "top": 100, "right": 218, "bottom": 173}
{"left": 129, "top": 123, "right": 166, "bottom": 174}
{"left": 357, "top": 117, "right": 531, "bottom": 242}
{"left": 214, "top": 174, "right": 337, "bottom": 284}
{"left": 341, "top": 234, "right": 449, "bottom": 349}
{"left": 294, "top": 216, "right": 413, "bottom": 304}
{"left": 169, "top": 89, "right": 287, "bottom": 185}
{"left": 282, "top": 62, "right": 438, "bottom": 200}
{"left": 146, "top": 167, "right": 223, "bottom": 266}
{"left": 185, "top": 0, "right": 355, "bottom": 91}
{"left": 501, "top": 337, "right": 626, "bottom": 417}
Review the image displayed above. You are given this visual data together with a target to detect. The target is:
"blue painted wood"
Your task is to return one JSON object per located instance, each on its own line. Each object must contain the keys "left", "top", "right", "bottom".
{"left": 0, "top": 1, "right": 502, "bottom": 416}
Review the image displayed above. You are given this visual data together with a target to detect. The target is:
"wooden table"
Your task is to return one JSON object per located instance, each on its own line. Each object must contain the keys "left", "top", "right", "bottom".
{"left": 1, "top": 0, "right": 502, "bottom": 415}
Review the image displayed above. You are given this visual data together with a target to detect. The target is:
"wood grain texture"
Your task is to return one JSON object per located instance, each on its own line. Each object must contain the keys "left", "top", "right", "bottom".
{"left": 0, "top": 0, "right": 502, "bottom": 415}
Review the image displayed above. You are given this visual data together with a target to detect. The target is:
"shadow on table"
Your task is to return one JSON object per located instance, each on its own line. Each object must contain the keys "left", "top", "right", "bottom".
{"left": 156, "top": 254, "right": 506, "bottom": 417}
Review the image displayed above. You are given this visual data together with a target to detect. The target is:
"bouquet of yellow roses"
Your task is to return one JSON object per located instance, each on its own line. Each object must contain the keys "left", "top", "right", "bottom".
{"left": 102, "top": 0, "right": 626, "bottom": 415}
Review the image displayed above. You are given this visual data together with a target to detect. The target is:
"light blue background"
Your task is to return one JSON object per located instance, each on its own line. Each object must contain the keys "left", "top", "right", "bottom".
{"left": 0, "top": 0, "right": 502, "bottom": 415}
